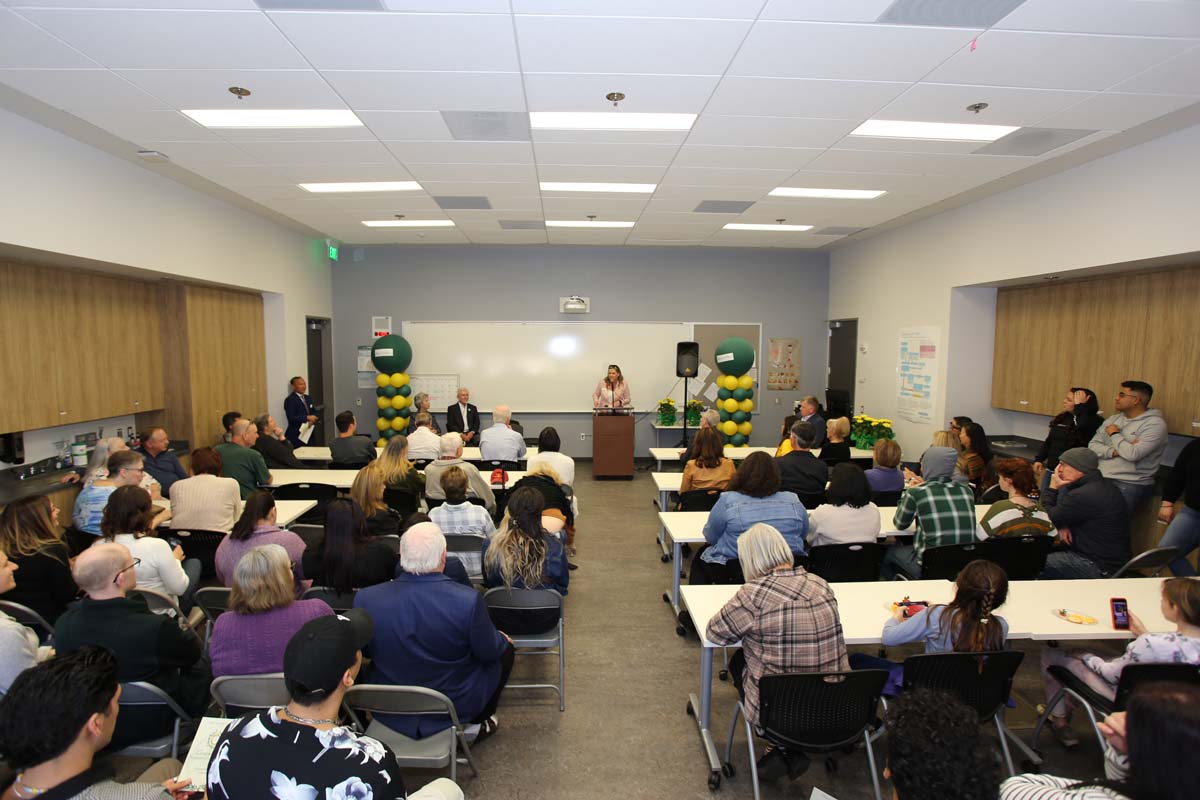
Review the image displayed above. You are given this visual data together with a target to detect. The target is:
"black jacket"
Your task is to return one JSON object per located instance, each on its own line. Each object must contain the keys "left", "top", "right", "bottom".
{"left": 1164, "top": 437, "right": 1200, "bottom": 512}
{"left": 255, "top": 435, "right": 304, "bottom": 469}
{"left": 776, "top": 450, "right": 828, "bottom": 506}
{"left": 1042, "top": 472, "right": 1131, "bottom": 574}
{"left": 5, "top": 542, "right": 77, "bottom": 623}
{"left": 512, "top": 474, "right": 573, "bottom": 527}
{"left": 1035, "top": 409, "right": 1104, "bottom": 468}
{"left": 445, "top": 402, "right": 481, "bottom": 440}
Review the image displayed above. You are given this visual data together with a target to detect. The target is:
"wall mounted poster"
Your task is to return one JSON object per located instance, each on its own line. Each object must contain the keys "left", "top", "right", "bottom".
{"left": 767, "top": 337, "right": 800, "bottom": 390}
{"left": 897, "top": 327, "right": 939, "bottom": 423}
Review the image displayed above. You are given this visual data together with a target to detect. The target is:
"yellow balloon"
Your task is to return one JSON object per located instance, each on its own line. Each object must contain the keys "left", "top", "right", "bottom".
{"left": 737, "top": 374, "right": 753, "bottom": 390}
{"left": 390, "top": 395, "right": 406, "bottom": 410}
{"left": 738, "top": 399, "right": 754, "bottom": 413}
{"left": 389, "top": 372, "right": 410, "bottom": 388}
{"left": 721, "top": 420, "right": 738, "bottom": 436}
{"left": 390, "top": 417, "right": 407, "bottom": 431}
{"left": 377, "top": 438, "right": 388, "bottom": 449}
{"left": 724, "top": 375, "right": 740, "bottom": 390}
{"left": 722, "top": 397, "right": 739, "bottom": 413}
{"left": 376, "top": 417, "right": 389, "bottom": 431}
{"left": 398, "top": 395, "right": 410, "bottom": 409}
{"left": 375, "top": 373, "right": 390, "bottom": 388}
{"left": 737, "top": 421, "right": 753, "bottom": 436}
{"left": 376, "top": 396, "right": 390, "bottom": 409}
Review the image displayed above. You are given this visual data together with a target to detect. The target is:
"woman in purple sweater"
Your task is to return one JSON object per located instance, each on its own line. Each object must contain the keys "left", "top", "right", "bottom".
{"left": 215, "top": 491, "right": 307, "bottom": 590}
{"left": 210, "top": 544, "right": 332, "bottom": 677}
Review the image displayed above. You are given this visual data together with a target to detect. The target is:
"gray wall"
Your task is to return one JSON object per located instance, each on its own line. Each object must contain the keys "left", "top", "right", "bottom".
{"left": 331, "top": 245, "right": 830, "bottom": 458}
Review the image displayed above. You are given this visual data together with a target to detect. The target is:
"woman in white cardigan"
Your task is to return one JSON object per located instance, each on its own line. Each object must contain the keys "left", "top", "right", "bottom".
{"left": 101, "top": 485, "right": 199, "bottom": 613}
{"left": 170, "top": 446, "right": 241, "bottom": 533}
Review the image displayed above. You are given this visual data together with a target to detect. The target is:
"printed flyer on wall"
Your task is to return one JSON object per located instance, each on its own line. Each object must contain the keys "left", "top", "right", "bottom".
{"left": 897, "top": 327, "right": 939, "bottom": 423}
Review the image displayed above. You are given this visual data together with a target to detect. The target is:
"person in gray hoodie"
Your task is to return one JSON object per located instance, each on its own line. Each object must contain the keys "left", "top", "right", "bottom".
{"left": 1087, "top": 381, "right": 1167, "bottom": 511}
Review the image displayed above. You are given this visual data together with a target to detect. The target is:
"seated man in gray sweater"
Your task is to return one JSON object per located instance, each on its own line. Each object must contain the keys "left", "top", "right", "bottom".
{"left": 1088, "top": 380, "right": 1167, "bottom": 511}
{"left": 330, "top": 411, "right": 378, "bottom": 466}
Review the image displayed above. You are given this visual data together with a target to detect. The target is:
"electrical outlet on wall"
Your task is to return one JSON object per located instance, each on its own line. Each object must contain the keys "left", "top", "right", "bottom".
{"left": 355, "top": 398, "right": 362, "bottom": 407}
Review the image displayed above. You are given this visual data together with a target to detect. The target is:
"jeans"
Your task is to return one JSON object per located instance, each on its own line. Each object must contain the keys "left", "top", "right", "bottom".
{"left": 1112, "top": 480, "right": 1153, "bottom": 512}
{"left": 1161, "top": 505, "right": 1200, "bottom": 576}
{"left": 881, "top": 544, "right": 922, "bottom": 580}
{"left": 1040, "top": 550, "right": 1105, "bottom": 579}
{"left": 179, "top": 558, "right": 202, "bottom": 613}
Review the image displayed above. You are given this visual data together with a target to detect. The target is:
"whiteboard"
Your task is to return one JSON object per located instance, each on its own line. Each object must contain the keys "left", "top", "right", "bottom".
{"left": 401, "top": 321, "right": 693, "bottom": 413}
{"left": 409, "top": 374, "right": 459, "bottom": 411}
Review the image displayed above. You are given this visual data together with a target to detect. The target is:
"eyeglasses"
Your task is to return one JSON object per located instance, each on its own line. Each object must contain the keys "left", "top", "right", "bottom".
{"left": 124, "top": 466, "right": 145, "bottom": 474}
{"left": 113, "top": 558, "right": 141, "bottom": 584}
{"left": 1117, "top": 392, "right": 1138, "bottom": 399}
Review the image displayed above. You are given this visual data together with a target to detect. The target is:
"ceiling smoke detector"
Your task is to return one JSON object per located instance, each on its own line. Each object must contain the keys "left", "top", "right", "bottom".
{"left": 228, "top": 86, "right": 251, "bottom": 100}
{"left": 560, "top": 295, "right": 590, "bottom": 314}
{"left": 605, "top": 92, "right": 626, "bottom": 107}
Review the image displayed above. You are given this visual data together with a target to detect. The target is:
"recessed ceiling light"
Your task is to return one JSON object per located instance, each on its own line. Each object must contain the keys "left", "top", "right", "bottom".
{"left": 540, "top": 182, "right": 656, "bottom": 194}
{"left": 181, "top": 109, "right": 363, "bottom": 129}
{"left": 361, "top": 219, "right": 455, "bottom": 228}
{"left": 769, "top": 187, "right": 887, "bottom": 200}
{"left": 529, "top": 112, "right": 696, "bottom": 131}
{"left": 300, "top": 181, "right": 421, "bottom": 193}
{"left": 545, "top": 220, "right": 636, "bottom": 228}
{"left": 850, "top": 119, "right": 1018, "bottom": 142}
{"left": 723, "top": 223, "right": 813, "bottom": 232}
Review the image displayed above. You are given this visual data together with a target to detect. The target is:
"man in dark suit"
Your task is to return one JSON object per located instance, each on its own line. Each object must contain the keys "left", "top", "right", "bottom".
{"left": 445, "top": 386, "right": 481, "bottom": 445}
{"left": 284, "top": 376, "right": 318, "bottom": 447}
{"left": 355, "top": 523, "right": 513, "bottom": 740}
{"left": 776, "top": 420, "right": 829, "bottom": 509}
{"left": 797, "top": 395, "right": 826, "bottom": 449}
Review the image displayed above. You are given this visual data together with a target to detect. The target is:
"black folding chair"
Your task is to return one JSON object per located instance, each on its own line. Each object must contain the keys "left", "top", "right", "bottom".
{"left": 484, "top": 588, "right": 565, "bottom": 710}
{"left": 444, "top": 534, "right": 486, "bottom": 583}
{"left": 301, "top": 586, "right": 357, "bottom": 612}
{"left": 193, "top": 586, "right": 232, "bottom": 649}
{"left": 329, "top": 460, "right": 368, "bottom": 471}
{"left": 871, "top": 490, "right": 902, "bottom": 507}
{"left": 977, "top": 535, "right": 1053, "bottom": 580}
{"left": 272, "top": 483, "right": 337, "bottom": 525}
{"left": 0, "top": 599, "right": 53, "bottom": 642}
{"left": 1111, "top": 546, "right": 1181, "bottom": 578}
{"left": 679, "top": 489, "right": 722, "bottom": 512}
{"left": 382, "top": 487, "right": 420, "bottom": 518}
{"left": 412, "top": 459, "right": 433, "bottom": 471}
{"left": 918, "top": 542, "right": 984, "bottom": 580}
{"left": 111, "top": 682, "right": 192, "bottom": 759}
{"left": 806, "top": 542, "right": 887, "bottom": 583}
{"left": 171, "top": 528, "right": 226, "bottom": 578}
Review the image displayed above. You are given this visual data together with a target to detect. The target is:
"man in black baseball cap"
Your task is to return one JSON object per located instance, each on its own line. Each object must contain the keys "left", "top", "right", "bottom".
{"left": 282, "top": 609, "right": 374, "bottom": 702}
{"left": 1041, "top": 447, "right": 1131, "bottom": 579}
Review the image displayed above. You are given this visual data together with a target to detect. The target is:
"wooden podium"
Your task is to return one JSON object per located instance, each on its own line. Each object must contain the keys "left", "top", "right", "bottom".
{"left": 592, "top": 410, "right": 634, "bottom": 478}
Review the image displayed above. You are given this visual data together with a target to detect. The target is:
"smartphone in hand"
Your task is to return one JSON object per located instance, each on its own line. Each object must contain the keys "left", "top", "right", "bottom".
{"left": 1110, "top": 597, "right": 1130, "bottom": 630}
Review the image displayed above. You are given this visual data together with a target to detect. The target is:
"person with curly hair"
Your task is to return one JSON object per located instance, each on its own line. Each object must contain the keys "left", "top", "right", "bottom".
{"left": 885, "top": 688, "right": 1001, "bottom": 800}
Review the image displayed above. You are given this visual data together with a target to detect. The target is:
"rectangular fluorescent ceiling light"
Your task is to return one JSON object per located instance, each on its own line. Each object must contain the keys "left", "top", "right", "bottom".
{"left": 724, "top": 223, "right": 813, "bottom": 232}
{"left": 181, "top": 109, "right": 363, "bottom": 129}
{"left": 851, "top": 119, "right": 1018, "bottom": 142}
{"left": 361, "top": 219, "right": 455, "bottom": 228}
{"left": 769, "top": 187, "right": 886, "bottom": 200}
{"left": 545, "top": 220, "right": 635, "bottom": 228}
{"left": 300, "top": 181, "right": 421, "bottom": 193}
{"left": 540, "top": 182, "right": 656, "bottom": 194}
{"left": 529, "top": 112, "right": 695, "bottom": 131}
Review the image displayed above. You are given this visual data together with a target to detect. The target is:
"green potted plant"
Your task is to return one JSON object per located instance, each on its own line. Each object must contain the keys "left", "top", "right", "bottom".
{"left": 851, "top": 414, "right": 895, "bottom": 449}
{"left": 685, "top": 399, "right": 704, "bottom": 427}
{"left": 657, "top": 398, "right": 677, "bottom": 426}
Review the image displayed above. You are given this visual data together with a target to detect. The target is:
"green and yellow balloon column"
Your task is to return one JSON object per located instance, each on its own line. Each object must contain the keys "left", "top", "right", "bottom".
{"left": 713, "top": 336, "right": 756, "bottom": 446}
{"left": 370, "top": 334, "right": 414, "bottom": 449}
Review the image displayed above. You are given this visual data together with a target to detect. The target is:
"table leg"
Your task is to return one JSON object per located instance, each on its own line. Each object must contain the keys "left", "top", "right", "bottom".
{"left": 688, "top": 646, "right": 722, "bottom": 781}
{"left": 671, "top": 539, "right": 683, "bottom": 614}
{"left": 657, "top": 489, "right": 671, "bottom": 557}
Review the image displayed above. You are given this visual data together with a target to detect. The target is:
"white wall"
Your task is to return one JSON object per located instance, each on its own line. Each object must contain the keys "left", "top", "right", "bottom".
{"left": 0, "top": 108, "right": 333, "bottom": 428}
{"left": 830, "top": 122, "right": 1200, "bottom": 462}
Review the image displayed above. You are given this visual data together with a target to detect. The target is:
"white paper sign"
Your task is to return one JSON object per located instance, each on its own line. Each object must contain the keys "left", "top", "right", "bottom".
{"left": 703, "top": 382, "right": 719, "bottom": 402}
{"left": 356, "top": 345, "right": 372, "bottom": 372}
{"left": 716, "top": 352, "right": 734, "bottom": 363}
{"left": 376, "top": 348, "right": 393, "bottom": 358}
{"left": 695, "top": 363, "right": 712, "bottom": 384}
{"left": 897, "top": 326, "right": 940, "bottom": 424}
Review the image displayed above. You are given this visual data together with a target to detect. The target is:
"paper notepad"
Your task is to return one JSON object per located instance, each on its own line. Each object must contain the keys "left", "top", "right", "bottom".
{"left": 179, "top": 716, "right": 236, "bottom": 790}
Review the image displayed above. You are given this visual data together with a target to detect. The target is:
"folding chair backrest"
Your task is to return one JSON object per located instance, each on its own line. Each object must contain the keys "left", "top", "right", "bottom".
{"left": 194, "top": 587, "right": 232, "bottom": 619}
{"left": 344, "top": 684, "right": 459, "bottom": 721}
{"left": 758, "top": 670, "right": 889, "bottom": 752}
{"left": 211, "top": 673, "right": 289, "bottom": 716}
{"left": 871, "top": 490, "right": 902, "bottom": 507}
{"left": 376, "top": 534, "right": 401, "bottom": 555}
{"left": 679, "top": 489, "right": 722, "bottom": 512}
{"left": 806, "top": 542, "right": 887, "bottom": 583}
{"left": 0, "top": 599, "right": 53, "bottom": 640}
{"left": 1113, "top": 662, "right": 1200, "bottom": 710}
{"left": 444, "top": 533, "right": 486, "bottom": 555}
{"left": 978, "top": 535, "right": 1052, "bottom": 581}
{"left": 302, "top": 586, "right": 357, "bottom": 612}
{"left": 797, "top": 492, "right": 827, "bottom": 510}
{"left": 119, "top": 680, "right": 190, "bottom": 717}
{"left": 171, "top": 529, "right": 227, "bottom": 578}
{"left": 382, "top": 487, "right": 420, "bottom": 518}
{"left": 128, "top": 587, "right": 184, "bottom": 619}
{"left": 412, "top": 459, "right": 433, "bottom": 471}
{"left": 901, "top": 651, "right": 1024, "bottom": 722}
{"left": 273, "top": 483, "right": 338, "bottom": 503}
{"left": 329, "top": 461, "right": 368, "bottom": 471}
{"left": 484, "top": 587, "right": 562, "bottom": 636}
{"left": 919, "top": 542, "right": 985, "bottom": 580}
{"left": 1112, "top": 546, "right": 1181, "bottom": 579}
{"left": 483, "top": 460, "right": 520, "bottom": 472}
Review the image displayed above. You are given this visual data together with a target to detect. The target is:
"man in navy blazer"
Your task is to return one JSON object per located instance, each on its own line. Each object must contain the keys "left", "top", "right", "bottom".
{"left": 355, "top": 523, "right": 513, "bottom": 739}
{"left": 445, "top": 387, "right": 481, "bottom": 444}
{"left": 284, "top": 376, "right": 319, "bottom": 447}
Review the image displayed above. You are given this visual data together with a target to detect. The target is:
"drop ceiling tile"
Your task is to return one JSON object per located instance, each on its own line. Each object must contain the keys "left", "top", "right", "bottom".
{"left": 540, "top": 196, "right": 649, "bottom": 214}
{"left": 381, "top": 0, "right": 510, "bottom": 10}
{"left": 359, "top": 111, "right": 455, "bottom": 141}
{"left": 10, "top": 0, "right": 257, "bottom": 7}
{"left": 464, "top": 230, "right": 549, "bottom": 244}
{"left": 139, "top": 139, "right": 258, "bottom": 163}
{"left": 633, "top": 223, "right": 725, "bottom": 238}
{"left": 386, "top": 229, "right": 471, "bottom": 244}
{"left": 546, "top": 230, "right": 633, "bottom": 245}
{"left": 20, "top": 9, "right": 308, "bottom": 69}
{"left": 876, "top": 82, "right": 1094, "bottom": 127}
{"left": 805, "top": 147, "right": 1035, "bottom": 177}
{"left": 759, "top": 0, "right": 894, "bottom": 22}
{"left": 833, "top": 135, "right": 987, "bottom": 154}
{"left": 706, "top": 77, "right": 908, "bottom": 118}
{"left": 513, "top": 0, "right": 764, "bottom": 17}
{"left": 649, "top": 184, "right": 766, "bottom": 201}
{"left": 688, "top": 115, "right": 858, "bottom": 148}
{"left": 1035, "top": 92, "right": 1199, "bottom": 131}
{"left": 660, "top": 166, "right": 796, "bottom": 187}
{"left": 218, "top": 126, "right": 379, "bottom": 142}
{"left": 524, "top": 73, "right": 720, "bottom": 114}
{"left": 71, "top": 109, "right": 221, "bottom": 142}
{"left": 187, "top": 164, "right": 297, "bottom": 187}
{"left": 533, "top": 141, "right": 680, "bottom": 166}
{"left": 729, "top": 21, "right": 980, "bottom": 82}
{"left": 514, "top": 14, "right": 752, "bottom": 75}
{"left": 386, "top": 140, "right": 534, "bottom": 164}
{"left": 1111, "top": 44, "right": 1200, "bottom": 96}
{"left": 268, "top": 11, "right": 519, "bottom": 71}
{"left": 419, "top": 180, "right": 537, "bottom": 195}
{"left": 925, "top": 30, "right": 1194, "bottom": 92}
{"left": 674, "top": 144, "right": 821, "bottom": 170}
{"left": 644, "top": 196, "right": 756, "bottom": 213}
{"left": 0, "top": 68, "right": 169, "bottom": 111}
{"left": 114, "top": 68, "right": 344, "bottom": 109}
{"left": 0, "top": 9, "right": 98, "bottom": 68}
{"left": 273, "top": 162, "right": 416, "bottom": 182}
{"left": 995, "top": 0, "right": 1200, "bottom": 39}
{"left": 321, "top": 71, "right": 527, "bottom": 111}
{"left": 537, "top": 164, "right": 667, "bottom": 183}
{"left": 234, "top": 139, "right": 396, "bottom": 164}
{"left": 531, "top": 129, "right": 688, "bottom": 145}
{"left": 405, "top": 162, "right": 538, "bottom": 182}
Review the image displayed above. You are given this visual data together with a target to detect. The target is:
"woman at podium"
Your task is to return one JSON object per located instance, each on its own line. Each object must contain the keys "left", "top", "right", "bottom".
{"left": 593, "top": 364, "right": 631, "bottom": 410}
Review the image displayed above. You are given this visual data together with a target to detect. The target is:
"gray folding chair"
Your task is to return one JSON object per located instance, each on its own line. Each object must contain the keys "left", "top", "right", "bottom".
{"left": 112, "top": 681, "right": 192, "bottom": 759}
{"left": 343, "top": 684, "right": 479, "bottom": 782}
{"left": 0, "top": 599, "right": 54, "bottom": 642}
{"left": 376, "top": 534, "right": 401, "bottom": 555}
{"left": 444, "top": 533, "right": 486, "bottom": 583}
{"left": 210, "top": 673, "right": 289, "bottom": 717}
{"left": 302, "top": 586, "right": 358, "bottom": 612}
{"left": 194, "top": 586, "right": 232, "bottom": 649}
{"left": 1111, "top": 546, "right": 1180, "bottom": 578}
{"left": 483, "top": 587, "right": 565, "bottom": 711}
{"left": 127, "top": 587, "right": 204, "bottom": 636}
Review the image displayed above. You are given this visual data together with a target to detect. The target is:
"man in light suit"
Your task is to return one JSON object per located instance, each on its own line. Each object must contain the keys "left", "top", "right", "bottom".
{"left": 284, "top": 376, "right": 318, "bottom": 447}
{"left": 445, "top": 386, "right": 481, "bottom": 444}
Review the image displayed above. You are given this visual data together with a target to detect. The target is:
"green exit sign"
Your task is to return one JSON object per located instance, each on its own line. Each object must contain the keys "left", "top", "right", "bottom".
{"left": 327, "top": 243, "right": 339, "bottom": 261}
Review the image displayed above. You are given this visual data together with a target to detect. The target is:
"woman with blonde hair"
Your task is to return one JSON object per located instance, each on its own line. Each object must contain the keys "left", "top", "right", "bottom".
{"left": 350, "top": 464, "right": 400, "bottom": 537}
{"left": 512, "top": 461, "right": 575, "bottom": 544}
{"left": 819, "top": 417, "right": 852, "bottom": 467}
{"left": 483, "top": 486, "right": 569, "bottom": 595}
{"left": 209, "top": 544, "right": 332, "bottom": 677}
{"left": 375, "top": 434, "right": 425, "bottom": 495}
{"left": 0, "top": 495, "right": 76, "bottom": 623}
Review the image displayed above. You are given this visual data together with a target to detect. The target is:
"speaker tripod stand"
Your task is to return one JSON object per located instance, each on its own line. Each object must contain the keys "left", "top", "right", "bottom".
{"left": 675, "top": 376, "right": 690, "bottom": 448}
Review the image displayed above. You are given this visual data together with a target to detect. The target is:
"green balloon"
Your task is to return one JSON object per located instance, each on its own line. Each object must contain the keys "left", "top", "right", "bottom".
{"left": 717, "top": 387, "right": 731, "bottom": 401}
{"left": 732, "top": 411, "right": 748, "bottom": 423}
{"left": 731, "top": 433, "right": 747, "bottom": 446}
{"left": 382, "top": 428, "right": 397, "bottom": 439}
{"left": 719, "top": 409, "right": 731, "bottom": 422}
{"left": 382, "top": 407, "right": 397, "bottom": 420}
{"left": 382, "top": 385, "right": 398, "bottom": 398}
{"left": 398, "top": 384, "right": 412, "bottom": 397}
{"left": 744, "top": 387, "right": 754, "bottom": 400}
{"left": 398, "top": 407, "right": 411, "bottom": 418}
{"left": 714, "top": 336, "right": 754, "bottom": 376}
{"left": 370, "top": 334, "right": 412, "bottom": 374}
{"left": 375, "top": 387, "right": 386, "bottom": 397}
{"left": 732, "top": 388, "right": 748, "bottom": 401}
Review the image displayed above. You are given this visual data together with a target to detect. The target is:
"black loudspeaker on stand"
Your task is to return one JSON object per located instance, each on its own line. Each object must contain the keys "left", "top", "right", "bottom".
{"left": 675, "top": 342, "right": 699, "bottom": 448}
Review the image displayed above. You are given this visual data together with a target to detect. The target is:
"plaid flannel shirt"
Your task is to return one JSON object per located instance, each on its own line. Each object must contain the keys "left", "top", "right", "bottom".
{"left": 706, "top": 568, "right": 848, "bottom": 725}
{"left": 429, "top": 501, "right": 496, "bottom": 578}
{"left": 893, "top": 478, "right": 977, "bottom": 561}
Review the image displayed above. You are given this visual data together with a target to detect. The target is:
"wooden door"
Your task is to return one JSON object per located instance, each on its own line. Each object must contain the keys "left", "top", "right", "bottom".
{"left": 0, "top": 264, "right": 66, "bottom": 431}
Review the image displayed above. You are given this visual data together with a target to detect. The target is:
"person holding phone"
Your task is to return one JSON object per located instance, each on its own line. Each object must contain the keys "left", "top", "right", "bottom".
{"left": 1038, "top": 577, "right": 1200, "bottom": 748}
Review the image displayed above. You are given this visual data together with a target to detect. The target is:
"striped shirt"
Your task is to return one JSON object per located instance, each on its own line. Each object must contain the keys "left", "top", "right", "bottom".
{"left": 893, "top": 479, "right": 977, "bottom": 562}
{"left": 1000, "top": 744, "right": 1130, "bottom": 799}
{"left": 430, "top": 502, "right": 496, "bottom": 577}
{"left": 706, "top": 567, "right": 848, "bottom": 725}
{"left": 978, "top": 500, "right": 1055, "bottom": 540}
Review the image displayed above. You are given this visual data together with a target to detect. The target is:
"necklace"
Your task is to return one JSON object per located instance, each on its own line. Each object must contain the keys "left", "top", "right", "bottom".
{"left": 282, "top": 707, "right": 339, "bottom": 727}
{"left": 13, "top": 774, "right": 45, "bottom": 797}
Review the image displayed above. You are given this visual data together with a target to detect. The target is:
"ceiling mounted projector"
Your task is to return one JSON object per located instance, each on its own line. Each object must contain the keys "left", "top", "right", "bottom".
{"left": 560, "top": 296, "right": 590, "bottom": 314}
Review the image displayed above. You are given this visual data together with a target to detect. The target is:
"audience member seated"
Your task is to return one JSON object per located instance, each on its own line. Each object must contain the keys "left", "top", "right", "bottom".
{"left": 101, "top": 485, "right": 197, "bottom": 613}
{"left": 82, "top": 437, "right": 161, "bottom": 498}
{"left": 774, "top": 414, "right": 799, "bottom": 457}
{"left": 866, "top": 438, "right": 905, "bottom": 493}
{"left": 796, "top": 395, "right": 826, "bottom": 449}
{"left": 479, "top": 405, "right": 527, "bottom": 463}
{"left": 405, "top": 412, "right": 443, "bottom": 461}
{"left": 215, "top": 419, "right": 272, "bottom": 500}
{"left": 1160, "top": 433, "right": 1200, "bottom": 576}
{"left": 72, "top": 450, "right": 156, "bottom": 540}
{"left": 680, "top": 426, "right": 736, "bottom": 497}
{"left": 957, "top": 422, "right": 996, "bottom": 499}
{"left": 135, "top": 427, "right": 187, "bottom": 499}
{"left": 1088, "top": 380, "right": 1168, "bottom": 511}
{"left": 395, "top": 518, "right": 473, "bottom": 587}
{"left": 807, "top": 463, "right": 881, "bottom": 547}
{"left": 482, "top": 487, "right": 569, "bottom": 595}
{"left": 1034, "top": 388, "right": 1102, "bottom": 493}
{"left": 1038, "top": 576, "right": 1200, "bottom": 749}
{"left": 408, "top": 392, "right": 442, "bottom": 435}
{"left": 375, "top": 434, "right": 426, "bottom": 496}
{"left": 512, "top": 464, "right": 574, "bottom": 530}
{"left": 1001, "top": 682, "right": 1198, "bottom": 800}
{"left": 423, "top": 433, "right": 495, "bottom": 513}
{"left": 207, "top": 611, "right": 463, "bottom": 800}
{"left": 819, "top": 416, "right": 852, "bottom": 467}
{"left": 1039, "top": 448, "right": 1131, "bottom": 579}
{"left": 349, "top": 464, "right": 400, "bottom": 537}
{"left": 53, "top": 543, "right": 211, "bottom": 750}
{"left": 680, "top": 409, "right": 721, "bottom": 464}
{"left": 908, "top": 430, "right": 969, "bottom": 484}
{"left": 0, "top": 495, "right": 77, "bottom": 623}
{"left": 884, "top": 446, "right": 976, "bottom": 579}
{"left": 429, "top": 467, "right": 495, "bottom": 579}
{"left": 355, "top": 524, "right": 514, "bottom": 741}
{"left": 692, "top": 451, "right": 808, "bottom": 586}
{"left": 210, "top": 544, "right": 332, "bottom": 678}
{"left": 216, "top": 492, "right": 306, "bottom": 590}
{"left": 775, "top": 420, "right": 828, "bottom": 507}
{"left": 169, "top": 446, "right": 241, "bottom": 533}
{"left": 251, "top": 413, "right": 304, "bottom": 469}
{"left": 948, "top": 415, "right": 973, "bottom": 438}
{"left": 886, "top": 688, "right": 1001, "bottom": 800}
{"left": 0, "top": 648, "right": 194, "bottom": 800}
{"left": 706, "top": 523, "right": 848, "bottom": 782}
{"left": 979, "top": 458, "right": 1055, "bottom": 539}
{"left": 330, "top": 411, "right": 378, "bottom": 466}
{"left": 221, "top": 410, "right": 242, "bottom": 444}
{"left": 527, "top": 426, "right": 576, "bottom": 487}
{"left": 0, "top": 548, "right": 52, "bottom": 694}
{"left": 302, "top": 499, "right": 397, "bottom": 593}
